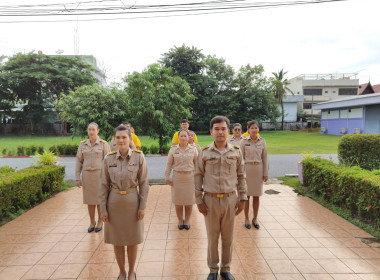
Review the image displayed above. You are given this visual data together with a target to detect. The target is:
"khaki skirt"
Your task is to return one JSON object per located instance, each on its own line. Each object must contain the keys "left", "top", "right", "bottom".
{"left": 172, "top": 171, "right": 195, "bottom": 205}
{"left": 104, "top": 190, "right": 144, "bottom": 246}
{"left": 245, "top": 163, "right": 264, "bottom": 197}
{"left": 82, "top": 170, "right": 101, "bottom": 205}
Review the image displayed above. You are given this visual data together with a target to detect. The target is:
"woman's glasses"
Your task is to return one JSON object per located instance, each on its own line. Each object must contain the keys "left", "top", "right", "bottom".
{"left": 234, "top": 128, "right": 241, "bottom": 131}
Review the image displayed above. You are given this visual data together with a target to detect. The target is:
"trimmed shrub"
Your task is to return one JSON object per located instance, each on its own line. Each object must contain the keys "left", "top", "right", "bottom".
{"left": 149, "top": 145, "right": 160, "bottom": 154}
{"left": 0, "top": 166, "right": 15, "bottom": 174}
{"left": 160, "top": 145, "right": 171, "bottom": 154}
{"left": 338, "top": 134, "right": 380, "bottom": 170}
{"left": 141, "top": 146, "right": 150, "bottom": 155}
{"left": 303, "top": 158, "right": 380, "bottom": 224}
{"left": 17, "top": 145, "right": 25, "bottom": 156}
{"left": 50, "top": 143, "right": 79, "bottom": 155}
{"left": 0, "top": 165, "right": 65, "bottom": 220}
{"left": 1, "top": 147, "right": 7, "bottom": 156}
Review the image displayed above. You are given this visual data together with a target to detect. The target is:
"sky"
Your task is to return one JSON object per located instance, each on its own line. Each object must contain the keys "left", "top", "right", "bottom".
{"left": 1, "top": 0, "right": 380, "bottom": 85}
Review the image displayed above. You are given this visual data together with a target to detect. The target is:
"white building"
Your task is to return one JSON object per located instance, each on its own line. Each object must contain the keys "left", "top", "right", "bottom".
{"left": 287, "top": 73, "right": 359, "bottom": 120}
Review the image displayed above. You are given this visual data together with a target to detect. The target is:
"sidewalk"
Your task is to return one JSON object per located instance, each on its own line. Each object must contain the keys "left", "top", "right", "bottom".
{"left": 0, "top": 184, "right": 379, "bottom": 280}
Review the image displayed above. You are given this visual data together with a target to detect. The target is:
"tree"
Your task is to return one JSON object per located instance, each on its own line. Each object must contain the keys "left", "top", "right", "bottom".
{"left": 124, "top": 64, "right": 194, "bottom": 152}
{"left": 271, "top": 69, "right": 293, "bottom": 130}
{"left": 232, "top": 64, "right": 280, "bottom": 126}
{"left": 55, "top": 84, "right": 128, "bottom": 140}
{"left": 0, "top": 52, "right": 97, "bottom": 133}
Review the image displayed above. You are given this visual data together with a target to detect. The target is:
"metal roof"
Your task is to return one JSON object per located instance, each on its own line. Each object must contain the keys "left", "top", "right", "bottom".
{"left": 312, "top": 93, "right": 380, "bottom": 110}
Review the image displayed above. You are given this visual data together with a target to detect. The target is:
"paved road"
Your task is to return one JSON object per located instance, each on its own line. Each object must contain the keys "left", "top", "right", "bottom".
{"left": 1, "top": 154, "right": 338, "bottom": 181}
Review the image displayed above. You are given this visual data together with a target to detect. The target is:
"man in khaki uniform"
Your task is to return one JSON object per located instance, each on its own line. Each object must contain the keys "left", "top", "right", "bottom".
{"left": 195, "top": 116, "right": 247, "bottom": 280}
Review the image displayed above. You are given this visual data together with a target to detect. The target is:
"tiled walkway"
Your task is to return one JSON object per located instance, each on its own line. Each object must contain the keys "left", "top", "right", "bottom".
{"left": 0, "top": 184, "right": 379, "bottom": 280}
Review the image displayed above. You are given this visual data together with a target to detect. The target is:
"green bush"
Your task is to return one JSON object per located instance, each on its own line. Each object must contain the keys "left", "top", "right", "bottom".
{"left": 32, "top": 151, "right": 60, "bottom": 167}
{"left": 0, "top": 166, "right": 15, "bottom": 174}
{"left": 338, "top": 134, "right": 380, "bottom": 170}
{"left": 1, "top": 147, "right": 7, "bottom": 156}
{"left": 17, "top": 145, "right": 25, "bottom": 156}
{"left": 160, "top": 145, "right": 171, "bottom": 154}
{"left": 141, "top": 146, "right": 150, "bottom": 155}
{"left": 149, "top": 145, "right": 160, "bottom": 154}
{"left": 0, "top": 165, "right": 65, "bottom": 220}
{"left": 50, "top": 143, "right": 79, "bottom": 155}
{"left": 303, "top": 158, "right": 380, "bottom": 224}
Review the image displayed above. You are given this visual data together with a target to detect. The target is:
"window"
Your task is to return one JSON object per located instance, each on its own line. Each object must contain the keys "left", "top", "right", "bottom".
{"left": 321, "top": 111, "right": 328, "bottom": 119}
{"left": 339, "top": 88, "right": 357, "bottom": 95}
{"left": 325, "top": 91, "right": 328, "bottom": 93}
{"left": 304, "top": 89, "right": 322, "bottom": 95}
{"left": 340, "top": 109, "right": 348, "bottom": 118}
{"left": 303, "top": 103, "right": 312, "bottom": 109}
{"left": 328, "top": 110, "right": 339, "bottom": 119}
{"left": 348, "top": 107, "right": 363, "bottom": 118}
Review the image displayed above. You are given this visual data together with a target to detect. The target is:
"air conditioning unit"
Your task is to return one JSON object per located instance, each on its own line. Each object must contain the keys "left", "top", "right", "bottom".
{"left": 340, "top": 128, "right": 347, "bottom": 134}
{"left": 320, "top": 127, "right": 327, "bottom": 134}
{"left": 353, "top": 128, "right": 361, "bottom": 134}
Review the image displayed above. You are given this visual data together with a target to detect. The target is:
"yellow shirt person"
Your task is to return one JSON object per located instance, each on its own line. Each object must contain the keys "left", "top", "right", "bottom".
{"left": 172, "top": 119, "right": 198, "bottom": 145}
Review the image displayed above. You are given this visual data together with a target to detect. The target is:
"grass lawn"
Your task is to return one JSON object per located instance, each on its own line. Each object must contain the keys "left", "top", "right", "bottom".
{"left": 0, "top": 131, "right": 341, "bottom": 155}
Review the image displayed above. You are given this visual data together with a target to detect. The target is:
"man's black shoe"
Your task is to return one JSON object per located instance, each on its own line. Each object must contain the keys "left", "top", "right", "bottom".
{"left": 220, "top": 272, "right": 235, "bottom": 280}
{"left": 207, "top": 273, "right": 218, "bottom": 280}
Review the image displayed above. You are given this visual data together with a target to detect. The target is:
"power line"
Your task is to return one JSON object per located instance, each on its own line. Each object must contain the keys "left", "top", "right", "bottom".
{"left": 0, "top": 0, "right": 348, "bottom": 23}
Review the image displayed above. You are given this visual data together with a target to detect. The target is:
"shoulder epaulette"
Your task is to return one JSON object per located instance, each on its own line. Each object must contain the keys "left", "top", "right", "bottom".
{"left": 107, "top": 151, "right": 116, "bottom": 155}
{"left": 100, "top": 139, "right": 107, "bottom": 143}
{"left": 202, "top": 145, "right": 209, "bottom": 150}
{"left": 134, "top": 149, "right": 142, "bottom": 153}
{"left": 234, "top": 145, "right": 240, "bottom": 149}
{"left": 80, "top": 140, "right": 86, "bottom": 143}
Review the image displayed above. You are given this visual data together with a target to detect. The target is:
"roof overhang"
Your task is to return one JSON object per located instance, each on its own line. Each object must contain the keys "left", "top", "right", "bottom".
{"left": 313, "top": 93, "right": 380, "bottom": 110}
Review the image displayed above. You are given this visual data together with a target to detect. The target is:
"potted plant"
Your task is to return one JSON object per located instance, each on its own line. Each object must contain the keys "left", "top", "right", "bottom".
{"left": 298, "top": 152, "right": 314, "bottom": 185}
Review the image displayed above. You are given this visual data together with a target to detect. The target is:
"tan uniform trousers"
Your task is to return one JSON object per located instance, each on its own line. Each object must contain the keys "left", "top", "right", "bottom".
{"left": 203, "top": 192, "right": 237, "bottom": 273}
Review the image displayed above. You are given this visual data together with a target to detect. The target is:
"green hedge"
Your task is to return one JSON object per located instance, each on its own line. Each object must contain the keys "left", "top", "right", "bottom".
{"left": 303, "top": 158, "right": 380, "bottom": 224}
{"left": 0, "top": 165, "right": 65, "bottom": 220}
{"left": 49, "top": 143, "right": 78, "bottom": 155}
{"left": 338, "top": 134, "right": 380, "bottom": 170}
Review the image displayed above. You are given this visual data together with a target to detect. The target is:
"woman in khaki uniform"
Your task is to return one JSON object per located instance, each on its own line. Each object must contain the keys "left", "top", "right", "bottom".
{"left": 241, "top": 120, "right": 268, "bottom": 230}
{"left": 100, "top": 125, "right": 149, "bottom": 280}
{"left": 227, "top": 123, "right": 246, "bottom": 147}
{"left": 76, "top": 122, "right": 110, "bottom": 233}
{"left": 165, "top": 129, "right": 198, "bottom": 230}
{"left": 188, "top": 130, "right": 201, "bottom": 154}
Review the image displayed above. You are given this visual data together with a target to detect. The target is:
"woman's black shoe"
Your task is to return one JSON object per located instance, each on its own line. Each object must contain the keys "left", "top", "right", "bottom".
{"left": 88, "top": 223, "right": 96, "bottom": 233}
{"left": 184, "top": 224, "right": 190, "bottom": 230}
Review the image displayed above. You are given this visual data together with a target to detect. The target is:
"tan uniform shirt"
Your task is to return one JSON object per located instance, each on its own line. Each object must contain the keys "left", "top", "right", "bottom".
{"left": 109, "top": 139, "right": 136, "bottom": 152}
{"left": 194, "top": 142, "right": 247, "bottom": 204}
{"left": 75, "top": 137, "right": 110, "bottom": 181}
{"left": 241, "top": 137, "right": 269, "bottom": 176}
{"left": 99, "top": 149, "right": 149, "bottom": 213}
{"left": 165, "top": 144, "right": 198, "bottom": 181}
{"left": 227, "top": 135, "right": 246, "bottom": 147}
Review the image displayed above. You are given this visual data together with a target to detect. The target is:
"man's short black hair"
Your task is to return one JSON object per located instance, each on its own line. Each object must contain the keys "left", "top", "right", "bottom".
{"left": 210, "top": 116, "right": 230, "bottom": 130}
{"left": 181, "top": 119, "right": 189, "bottom": 124}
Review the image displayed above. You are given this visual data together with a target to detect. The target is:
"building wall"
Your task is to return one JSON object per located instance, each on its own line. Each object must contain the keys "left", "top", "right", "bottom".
{"left": 365, "top": 104, "right": 380, "bottom": 134}
{"left": 320, "top": 106, "right": 364, "bottom": 135}
{"left": 277, "top": 103, "right": 298, "bottom": 122}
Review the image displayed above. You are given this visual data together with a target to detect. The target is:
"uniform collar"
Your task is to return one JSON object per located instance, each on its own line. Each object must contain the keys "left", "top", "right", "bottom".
{"left": 175, "top": 144, "right": 192, "bottom": 151}
{"left": 232, "top": 135, "right": 244, "bottom": 140}
{"left": 116, "top": 148, "right": 132, "bottom": 159}
{"left": 248, "top": 136, "right": 261, "bottom": 142}
{"left": 86, "top": 137, "right": 100, "bottom": 146}
{"left": 210, "top": 142, "right": 234, "bottom": 152}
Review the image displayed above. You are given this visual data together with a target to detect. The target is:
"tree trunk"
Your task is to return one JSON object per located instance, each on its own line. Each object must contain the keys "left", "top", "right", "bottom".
{"left": 281, "top": 102, "right": 284, "bottom": 130}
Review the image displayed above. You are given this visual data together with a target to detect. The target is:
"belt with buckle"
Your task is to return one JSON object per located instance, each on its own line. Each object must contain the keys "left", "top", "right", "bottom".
{"left": 110, "top": 187, "right": 137, "bottom": 195}
{"left": 246, "top": 162, "right": 261, "bottom": 165}
{"left": 174, "top": 170, "right": 192, "bottom": 174}
{"left": 205, "top": 191, "right": 235, "bottom": 198}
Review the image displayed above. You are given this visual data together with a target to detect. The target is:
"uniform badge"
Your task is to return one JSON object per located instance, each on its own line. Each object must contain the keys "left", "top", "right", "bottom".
{"left": 129, "top": 163, "right": 138, "bottom": 166}
{"left": 245, "top": 144, "right": 251, "bottom": 146}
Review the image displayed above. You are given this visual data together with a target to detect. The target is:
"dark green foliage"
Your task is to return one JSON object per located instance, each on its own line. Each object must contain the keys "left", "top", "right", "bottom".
{"left": 50, "top": 143, "right": 78, "bottom": 155}
{"left": 0, "top": 52, "right": 98, "bottom": 134}
{"left": 338, "top": 134, "right": 380, "bottom": 170}
{"left": 0, "top": 166, "right": 65, "bottom": 220}
{"left": 303, "top": 158, "right": 380, "bottom": 226}
{"left": 56, "top": 84, "right": 128, "bottom": 140}
{"left": 140, "top": 146, "right": 150, "bottom": 155}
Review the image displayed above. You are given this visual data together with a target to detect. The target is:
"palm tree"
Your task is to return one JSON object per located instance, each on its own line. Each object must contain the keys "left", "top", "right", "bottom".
{"left": 272, "top": 69, "right": 293, "bottom": 130}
